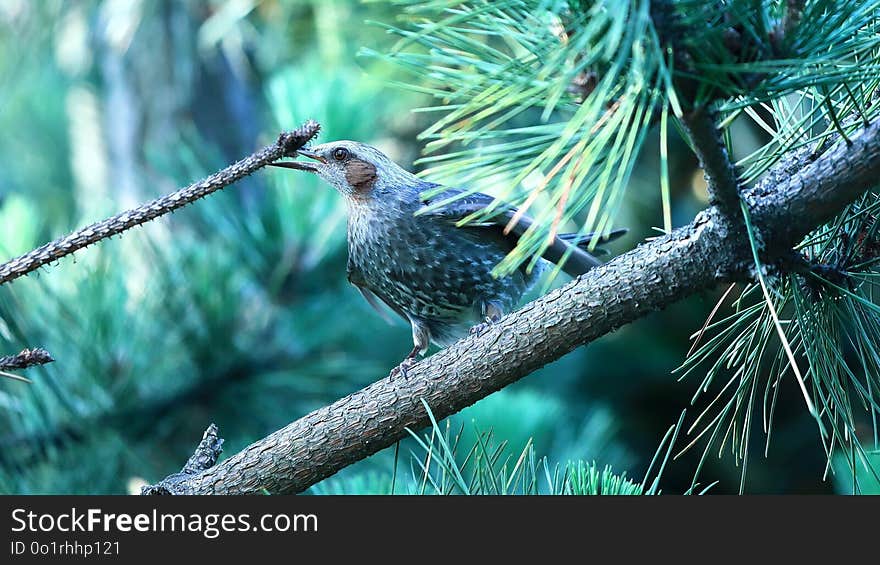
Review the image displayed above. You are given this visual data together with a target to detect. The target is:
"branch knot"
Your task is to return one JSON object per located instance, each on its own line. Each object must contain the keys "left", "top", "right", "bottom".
{"left": 141, "top": 424, "right": 224, "bottom": 495}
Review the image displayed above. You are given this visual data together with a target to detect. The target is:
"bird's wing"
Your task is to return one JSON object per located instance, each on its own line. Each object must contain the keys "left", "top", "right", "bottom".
{"left": 354, "top": 284, "right": 405, "bottom": 325}
{"left": 419, "top": 190, "right": 513, "bottom": 226}
{"left": 347, "top": 261, "right": 407, "bottom": 325}
{"left": 419, "top": 189, "right": 604, "bottom": 276}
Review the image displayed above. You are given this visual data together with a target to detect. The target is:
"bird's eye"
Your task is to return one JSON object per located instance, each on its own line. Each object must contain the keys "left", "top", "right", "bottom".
{"left": 332, "top": 148, "right": 349, "bottom": 161}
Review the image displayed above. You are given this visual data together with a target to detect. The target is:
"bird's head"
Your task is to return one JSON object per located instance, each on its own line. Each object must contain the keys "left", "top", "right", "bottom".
{"left": 271, "top": 140, "right": 416, "bottom": 200}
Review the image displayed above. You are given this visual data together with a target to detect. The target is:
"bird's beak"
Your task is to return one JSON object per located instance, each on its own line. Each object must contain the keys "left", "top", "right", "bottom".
{"left": 269, "top": 150, "right": 326, "bottom": 173}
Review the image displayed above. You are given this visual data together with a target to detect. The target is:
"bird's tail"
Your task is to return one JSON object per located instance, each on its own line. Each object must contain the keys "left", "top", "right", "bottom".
{"left": 558, "top": 228, "right": 628, "bottom": 257}
{"left": 542, "top": 228, "right": 627, "bottom": 278}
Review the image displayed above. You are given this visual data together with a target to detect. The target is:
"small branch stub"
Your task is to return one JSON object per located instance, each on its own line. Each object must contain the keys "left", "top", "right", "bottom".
{"left": 141, "top": 424, "right": 224, "bottom": 495}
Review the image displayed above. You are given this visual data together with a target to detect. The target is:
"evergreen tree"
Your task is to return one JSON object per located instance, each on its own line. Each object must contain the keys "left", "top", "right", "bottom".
{"left": 1, "top": 0, "right": 879, "bottom": 494}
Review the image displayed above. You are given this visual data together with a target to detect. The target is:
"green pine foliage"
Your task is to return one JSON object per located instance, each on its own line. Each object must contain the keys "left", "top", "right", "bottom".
{"left": 679, "top": 193, "right": 880, "bottom": 493}
{"left": 2, "top": 0, "right": 880, "bottom": 495}
{"left": 312, "top": 402, "right": 680, "bottom": 495}
{"left": 371, "top": 0, "right": 667, "bottom": 278}
{"left": 376, "top": 0, "right": 880, "bottom": 270}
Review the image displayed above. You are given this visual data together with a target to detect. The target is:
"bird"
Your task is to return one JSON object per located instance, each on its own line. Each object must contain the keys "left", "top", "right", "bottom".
{"left": 271, "top": 141, "right": 625, "bottom": 378}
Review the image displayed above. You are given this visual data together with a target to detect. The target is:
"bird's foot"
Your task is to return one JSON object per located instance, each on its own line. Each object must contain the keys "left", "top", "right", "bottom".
{"left": 389, "top": 356, "right": 418, "bottom": 380}
{"left": 469, "top": 316, "right": 497, "bottom": 337}
{"left": 471, "top": 302, "right": 504, "bottom": 337}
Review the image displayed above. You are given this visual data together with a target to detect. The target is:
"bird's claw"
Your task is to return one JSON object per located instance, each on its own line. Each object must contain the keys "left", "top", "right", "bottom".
{"left": 469, "top": 317, "right": 496, "bottom": 336}
{"left": 389, "top": 357, "right": 418, "bottom": 380}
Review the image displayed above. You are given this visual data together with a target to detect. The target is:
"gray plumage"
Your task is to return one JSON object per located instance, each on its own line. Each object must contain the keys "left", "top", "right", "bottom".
{"left": 271, "top": 140, "right": 625, "bottom": 377}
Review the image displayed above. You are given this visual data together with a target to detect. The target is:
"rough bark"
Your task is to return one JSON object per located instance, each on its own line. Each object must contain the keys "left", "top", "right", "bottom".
{"left": 144, "top": 118, "right": 880, "bottom": 495}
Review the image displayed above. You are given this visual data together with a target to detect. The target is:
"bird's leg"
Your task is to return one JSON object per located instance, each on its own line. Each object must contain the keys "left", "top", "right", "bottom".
{"left": 469, "top": 300, "right": 504, "bottom": 336}
{"left": 389, "top": 319, "right": 430, "bottom": 380}
{"left": 388, "top": 345, "right": 422, "bottom": 380}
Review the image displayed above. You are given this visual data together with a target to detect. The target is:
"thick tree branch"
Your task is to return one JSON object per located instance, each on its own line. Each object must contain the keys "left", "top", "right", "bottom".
{"left": 0, "top": 120, "right": 320, "bottom": 287}
{"left": 144, "top": 118, "right": 880, "bottom": 495}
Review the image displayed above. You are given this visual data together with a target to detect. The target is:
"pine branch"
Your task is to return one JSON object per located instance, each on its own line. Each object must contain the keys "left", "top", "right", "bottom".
{"left": 681, "top": 107, "right": 743, "bottom": 219}
{"left": 0, "top": 348, "right": 53, "bottom": 371}
{"left": 653, "top": 1, "right": 751, "bottom": 221}
{"left": 0, "top": 348, "right": 53, "bottom": 382}
{"left": 143, "top": 117, "right": 880, "bottom": 495}
{"left": 0, "top": 120, "right": 320, "bottom": 287}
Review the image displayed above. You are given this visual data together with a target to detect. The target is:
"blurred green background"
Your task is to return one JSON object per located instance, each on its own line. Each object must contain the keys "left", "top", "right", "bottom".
{"left": 0, "top": 0, "right": 843, "bottom": 494}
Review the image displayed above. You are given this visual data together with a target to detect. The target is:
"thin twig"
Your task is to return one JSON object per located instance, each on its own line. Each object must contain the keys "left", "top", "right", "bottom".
{"left": 0, "top": 348, "right": 54, "bottom": 374}
{"left": 0, "top": 121, "right": 320, "bottom": 287}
